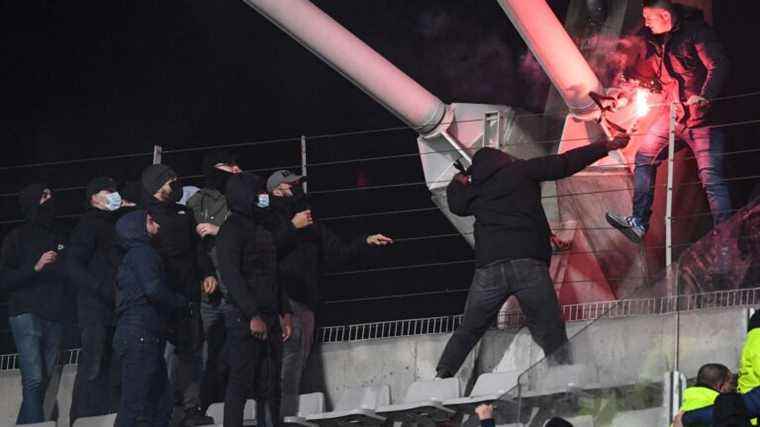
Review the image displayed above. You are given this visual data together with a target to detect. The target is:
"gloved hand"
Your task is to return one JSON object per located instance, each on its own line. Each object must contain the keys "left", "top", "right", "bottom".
{"left": 605, "top": 133, "right": 631, "bottom": 151}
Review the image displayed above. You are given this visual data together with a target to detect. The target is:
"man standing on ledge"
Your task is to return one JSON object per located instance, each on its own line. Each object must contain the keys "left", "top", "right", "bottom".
{"left": 435, "top": 135, "right": 630, "bottom": 379}
{"left": 606, "top": 0, "right": 731, "bottom": 243}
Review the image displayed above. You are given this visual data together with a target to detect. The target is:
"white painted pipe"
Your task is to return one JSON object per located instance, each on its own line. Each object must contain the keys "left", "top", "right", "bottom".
{"left": 497, "top": 0, "right": 603, "bottom": 120}
{"left": 241, "top": 0, "right": 446, "bottom": 135}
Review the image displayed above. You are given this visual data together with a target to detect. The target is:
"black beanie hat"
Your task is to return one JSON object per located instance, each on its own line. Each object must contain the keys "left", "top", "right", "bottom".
{"left": 85, "top": 177, "right": 117, "bottom": 204}
{"left": 141, "top": 164, "right": 177, "bottom": 196}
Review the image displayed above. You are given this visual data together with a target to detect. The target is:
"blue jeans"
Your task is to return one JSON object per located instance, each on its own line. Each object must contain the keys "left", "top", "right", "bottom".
{"left": 436, "top": 258, "right": 569, "bottom": 377}
{"left": 633, "top": 116, "right": 732, "bottom": 228}
{"left": 114, "top": 325, "right": 173, "bottom": 427}
{"left": 9, "top": 313, "right": 63, "bottom": 424}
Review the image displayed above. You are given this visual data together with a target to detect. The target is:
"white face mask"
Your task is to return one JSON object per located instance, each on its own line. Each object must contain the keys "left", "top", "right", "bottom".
{"left": 104, "top": 192, "right": 122, "bottom": 211}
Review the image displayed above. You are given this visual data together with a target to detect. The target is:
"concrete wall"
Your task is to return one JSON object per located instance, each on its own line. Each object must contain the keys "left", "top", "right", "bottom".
{"left": 0, "top": 307, "right": 748, "bottom": 426}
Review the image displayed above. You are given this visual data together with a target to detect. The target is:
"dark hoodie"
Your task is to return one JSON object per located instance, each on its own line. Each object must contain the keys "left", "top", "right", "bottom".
{"left": 144, "top": 190, "right": 215, "bottom": 303}
{"left": 0, "top": 184, "right": 69, "bottom": 321}
{"left": 114, "top": 210, "right": 187, "bottom": 333}
{"left": 216, "top": 174, "right": 291, "bottom": 320}
{"left": 269, "top": 190, "right": 366, "bottom": 311}
{"left": 448, "top": 144, "right": 610, "bottom": 267}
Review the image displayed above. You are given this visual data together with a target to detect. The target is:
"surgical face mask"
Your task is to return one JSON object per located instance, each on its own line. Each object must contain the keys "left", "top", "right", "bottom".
{"left": 257, "top": 193, "right": 270, "bottom": 208}
{"left": 104, "top": 192, "right": 122, "bottom": 211}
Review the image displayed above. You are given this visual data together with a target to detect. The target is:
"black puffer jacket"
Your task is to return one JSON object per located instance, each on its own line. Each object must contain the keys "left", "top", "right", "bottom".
{"left": 636, "top": 7, "right": 729, "bottom": 127}
{"left": 217, "top": 174, "right": 291, "bottom": 320}
{"left": 0, "top": 184, "right": 70, "bottom": 321}
{"left": 448, "top": 144, "right": 610, "bottom": 267}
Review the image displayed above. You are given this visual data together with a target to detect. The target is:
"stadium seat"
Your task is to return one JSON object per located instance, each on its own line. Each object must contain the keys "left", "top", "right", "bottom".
{"left": 13, "top": 422, "right": 56, "bottom": 427}
{"left": 72, "top": 413, "right": 117, "bottom": 427}
{"left": 283, "top": 392, "right": 326, "bottom": 427}
{"left": 376, "top": 377, "right": 460, "bottom": 423}
{"left": 305, "top": 384, "right": 389, "bottom": 426}
{"left": 206, "top": 399, "right": 257, "bottom": 426}
{"left": 443, "top": 371, "right": 519, "bottom": 413}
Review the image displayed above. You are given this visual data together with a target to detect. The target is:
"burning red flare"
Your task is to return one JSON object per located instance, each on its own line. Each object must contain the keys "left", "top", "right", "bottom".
{"left": 634, "top": 88, "right": 650, "bottom": 118}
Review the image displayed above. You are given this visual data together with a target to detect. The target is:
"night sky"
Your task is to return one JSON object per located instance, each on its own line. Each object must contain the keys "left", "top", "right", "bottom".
{"left": 0, "top": 1, "right": 759, "bottom": 348}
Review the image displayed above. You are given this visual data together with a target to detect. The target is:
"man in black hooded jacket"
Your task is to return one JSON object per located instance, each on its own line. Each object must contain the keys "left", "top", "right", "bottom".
{"left": 435, "top": 136, "right": 629, "bottom": 379}
{"left": 141, "top": 164, "right": 216, "bottom": 426}
{"left": 217, "top": 173, "right": 293, "bottom": 427}
{"left": 0, "top": 184, "right": 69, "bottom": 424}
{"left": 67, "top": 177, "right": 134, "bottom": 423}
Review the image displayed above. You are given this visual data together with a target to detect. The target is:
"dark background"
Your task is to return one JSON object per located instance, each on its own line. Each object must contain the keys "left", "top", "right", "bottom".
{"left": 0, "top": 1, "right": 758, "bottom": 351}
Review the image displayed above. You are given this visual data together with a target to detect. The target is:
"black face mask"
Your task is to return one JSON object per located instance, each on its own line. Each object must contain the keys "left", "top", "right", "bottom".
{"left": 35, "top": 198, "right": 56, "bottom": 226}
{"left": 168, "top": 180, "right": 183, "bottom": 203}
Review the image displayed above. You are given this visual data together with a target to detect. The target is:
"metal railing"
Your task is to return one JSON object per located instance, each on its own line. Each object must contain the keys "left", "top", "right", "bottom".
{"left": 0, "top": 287, "right": 757, "bottom": 370}
{"left": 498, "top": 286, "right": 760, "bottom": 327}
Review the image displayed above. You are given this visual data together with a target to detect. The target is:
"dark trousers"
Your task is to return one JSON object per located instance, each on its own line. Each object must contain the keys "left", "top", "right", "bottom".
{"left": 280, "top": 299, "right": 315, "bottom": 417}
{"left": 70, "top": 324, "right": 119, "bottom": 423}
{"left": 436, "top": 258, "right": 569, "bottom": 377}
{"left": 200, "top": 298, "right": 227, "bottom": 411}
{"left": 114, "top": 325, "right": 172, "bottom": 427}
{"left": 166, "top": 301, "right": 204, "bottom": 412}
{"left": 9, "top": 312, "right": 63, "bottom": 425}
{"left": 223, "top": 311, "right": 283, "bottom": 427}
{"left": 633, "top": 115, "right": 732, "bottom": 228}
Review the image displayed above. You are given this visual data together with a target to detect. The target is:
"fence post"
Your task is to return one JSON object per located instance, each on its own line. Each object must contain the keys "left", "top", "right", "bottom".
{"left": 301, "top": 135, "right": 308, "bottom": 194}
{"left": 153, "top": 145, "right": 163, "bottom": 165}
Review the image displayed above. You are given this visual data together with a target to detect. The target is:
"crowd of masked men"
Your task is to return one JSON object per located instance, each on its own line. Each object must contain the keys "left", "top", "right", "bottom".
{"left": 0, "top": 151, "right": 394, "bottom": 427}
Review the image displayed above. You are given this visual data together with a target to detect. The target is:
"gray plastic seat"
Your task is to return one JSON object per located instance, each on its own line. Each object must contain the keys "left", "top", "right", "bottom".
{"left": 206, "top": 399, "right": 257, "bottom": 426}
{"left": 376, "top": 377, "right": 460, "bottom": 423}
{"left": 72, "top": 413, "right": 118, "bottom": 427}
{"left": 284, "top": 392, "right": 326, "bottom": 427}
{"left": 305, "top": 384, "right": 389, "bottom": 426}
{"left": 443, "top": 371, "right": 520, "bottom": 413}
{"left": 14, "top": 423, "right": 56, "bottom": 427}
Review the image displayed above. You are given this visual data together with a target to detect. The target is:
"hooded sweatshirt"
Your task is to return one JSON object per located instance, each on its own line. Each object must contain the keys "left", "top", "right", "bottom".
{"left": 216, "top": 174, "right": 291, "bottom": 320}
{"left": 268, "top": 191, "right": 365, "bottom": 311}
{"left": 0, "top": 184, "right": 69, "bottom": 321}
{"left": 114, "top": 210, "right": 187, "bottom": 333}
{"left": 144, "top": 191, "right": 215, "bottom": 303}
{"left": 447, "top": 144, "right": 610, "bottom": 267}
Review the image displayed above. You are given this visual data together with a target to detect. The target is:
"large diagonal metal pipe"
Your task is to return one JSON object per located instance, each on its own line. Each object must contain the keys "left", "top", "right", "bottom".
{"left": 241, "top": 0, "right": 446, "bottom": 135}
{"left": 496, "top": 0, "right": 603, "bottom": 120}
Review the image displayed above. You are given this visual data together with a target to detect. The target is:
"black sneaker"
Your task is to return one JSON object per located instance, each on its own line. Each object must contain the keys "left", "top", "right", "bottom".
{"left": 606, "top": 212, "right": 646, "bottom": 244}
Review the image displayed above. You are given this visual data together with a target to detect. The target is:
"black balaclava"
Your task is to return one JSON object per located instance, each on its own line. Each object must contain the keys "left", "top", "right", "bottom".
{"left": 19, "top": 183, "right": 55, "bottom": 226}
{"left": 225, "top": 173, "right": 271, "bottom": 223}
{"left": 469, "top": 147, "right": 516, "bottom": 185}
